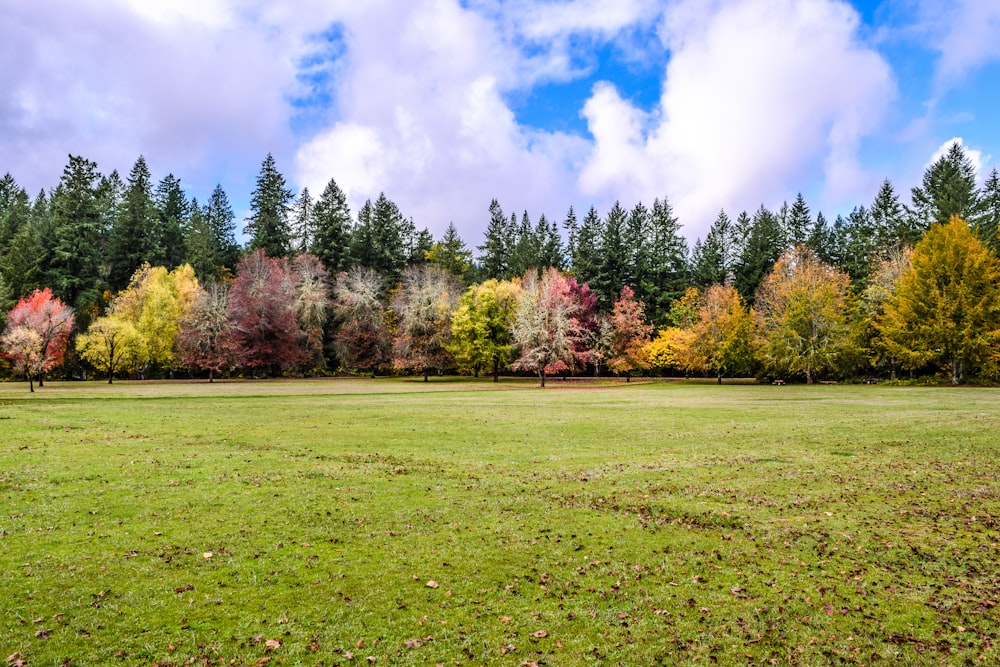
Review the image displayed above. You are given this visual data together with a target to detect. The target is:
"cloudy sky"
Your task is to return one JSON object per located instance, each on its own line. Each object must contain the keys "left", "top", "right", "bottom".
{"left": 3, "top": 0, "right": 999, "bottom": 244}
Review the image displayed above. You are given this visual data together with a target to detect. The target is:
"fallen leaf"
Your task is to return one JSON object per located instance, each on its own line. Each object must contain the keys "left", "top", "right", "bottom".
{"left": 426, "top": 580, "right": 439, "bottom": 589}
{"left": 174, "top": 584, "right": 194, "bottom": 594}
{"left": 500, "top": 616, "right": 512, "bottom": 624}
{"left": 404, "top": 639, "right": 421, "bottom": 649}
{"left": 366, "top": 657, "right": 376, "bottom": 664}
{"left": 343, "top": 651, "right": 354, "bottom": 659}
{"left": 529, "top": 630, "right": 548, "bottom": 639}
{"left": 203, "top": 551, "right": 213, "bottom": 559}
{"left": 264, "top": 639, "right": 281, "bottom": 650}
{"left": 34, "top": 628, "right": 51, "bottom": 639}
{"left": 356, "top": 639, "right": 365, "bottom": 649}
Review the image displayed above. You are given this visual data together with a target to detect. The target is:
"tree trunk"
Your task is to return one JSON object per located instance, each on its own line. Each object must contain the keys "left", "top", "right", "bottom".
{"left": 28, "top": 373, "right": 34, "bottom": 393}
{"left": 717, "top": 372, "right": 722, "bottom": 385}
{"left": 209, "top": 368, "right": 214, "bottom": 383}
{"left": 539, "top": 369, "right": 546, "bottom": 387}
{"left": 493, "top": 358, "right": 499, "bottom": 383}
{"left": 806, "top": 365, "right": 813, "bottom": 384}
{"left": 108, "top": 368, "right": 114, "bottom": 384}
{"left": 38, "top": 373, "right": 44, "bottom": 387}
{"left": 951, "top": 358, "right": 962, "bottom": 385}
{"left": 626, "top": 372, "right": 631, "bottom": 383}
{"left": 423, "top": 371, "right": 429, "bottom": 382}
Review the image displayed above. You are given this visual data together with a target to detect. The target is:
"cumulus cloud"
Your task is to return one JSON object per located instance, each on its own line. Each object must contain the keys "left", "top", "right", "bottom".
{"left": 922, "top": 0, "right": 1000, "bottom": 90}
{"left": 578, "top": 0, "right": 896, "bottom": 238}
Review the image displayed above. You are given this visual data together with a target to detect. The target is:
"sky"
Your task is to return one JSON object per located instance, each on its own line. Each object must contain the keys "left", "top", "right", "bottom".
{"left": 3, "top": 0, "right": 1000, "bottom": 245}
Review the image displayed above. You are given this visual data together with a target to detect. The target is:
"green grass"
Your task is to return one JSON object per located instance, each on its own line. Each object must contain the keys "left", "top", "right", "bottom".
{"left": 1, "top": 379, "right": 999, "bottom": 666}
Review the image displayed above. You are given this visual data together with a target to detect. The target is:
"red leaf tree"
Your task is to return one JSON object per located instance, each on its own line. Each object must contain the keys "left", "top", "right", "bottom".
{"left": 227, "top": 250, "right": 301, "bottom": 375}
{"left": 511, "top": 268, "right": 587, "bottom": 387}
{"left": 177, "top": 281, "right": 236, "bottom": 381}
{"left": 606, "top": 285, "right": 653, "bottom": 381}
{"left": 1, "top": 288, "right": 75, "bottom": 391}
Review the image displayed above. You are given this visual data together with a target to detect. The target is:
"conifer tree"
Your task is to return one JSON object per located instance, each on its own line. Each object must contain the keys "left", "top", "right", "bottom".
{"left": 733, "top": 205, "right": 783, "bottom": 304}
{"left": 153, "top": 173, "right": 188, "bottom": 269}
{"left": 204, "top": 185, "right": 240, "bottom": 276}
{"left": 691, "top": 210, "right": 733, "bottom": 288}
{"left": 310, "top": 178, "right": 353, "bottom": 274}
{"left": 425, "top": 222, "right": 473, "bottom": 281}
{"left": 509, "top": 211, "right": 538, "bottom": 277}
{"left": 977, "top": 168, "right": 1000, "bottom": 253}
{"left": 870, "top": 179, "right": 914, "bottom": 249}
{"left": 643, "top": 197, "right": 689, "bottom": 322}
{"left": 291, "top": 187, "right": 314, "bottom": 254}
{"left": 563, "top": 206, "right": 578, "bottom": 268}
{"left": 572, "top": 206, "right": 604, "bottom": 286}
{"left": 594, "top": 202, "right": 629, "bottom": 309}
{"left": 478, "top": 199, "right": 512, "bottom": 280}
{"left": 245, "top": 153, "right": 293, "bottom": 257}
{"left": 909, "top": 141, "right": 983, "bottom": 229}
{"left": 108, "top": 156, "right": 156, "bottom": 290}
{"left": 786, "top": 193, "right": 812, "bottom": 245}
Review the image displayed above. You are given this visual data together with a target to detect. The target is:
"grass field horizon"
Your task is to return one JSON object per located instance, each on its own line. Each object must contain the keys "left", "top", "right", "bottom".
{"left": 2, "top": 379, "right": 998, "bottom": 665}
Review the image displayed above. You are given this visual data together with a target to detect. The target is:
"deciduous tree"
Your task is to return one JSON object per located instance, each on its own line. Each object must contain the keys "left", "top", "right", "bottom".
{"left": 227, "top": 250, "right": 300, "bottom": 374}
{"left": 755, "top": 246, "right": 852, "bottom": 383}
{"left": 685, "top": 284, "right": 755, "bottom": 383}
{"left": 448, "top": 278, "right": 520, "bottom": 381}
{"left": 391, "top": 264, "right": 462, "bottom": 380}
{"left": 606, "top": 286, "right": 652, "bottom": 381}
{"left": 510, "top": 268, "right": 586, "bottom": 386}
{"left": 177, "top": 281, "right": 235, "bottom": 381}
{"left": 879, "top": 217, "right": 1000, "bottom": 384}
{"left": 331, "top": 267, "right": 390, "bottom": 376}
{"left": 76, "top": 315, "right": 145, "bottom": 383}
{"left": 1, "top": 288, "right": 75, "bottom": 390}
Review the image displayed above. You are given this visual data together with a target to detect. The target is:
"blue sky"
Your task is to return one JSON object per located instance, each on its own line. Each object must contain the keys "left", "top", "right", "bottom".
{"left": 3, "top": 0, "right": 1000, "bottom": 244}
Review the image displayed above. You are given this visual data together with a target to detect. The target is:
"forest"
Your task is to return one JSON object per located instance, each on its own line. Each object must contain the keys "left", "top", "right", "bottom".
{"left": 2, "top": 142, "right": 1000, "bottom": 387}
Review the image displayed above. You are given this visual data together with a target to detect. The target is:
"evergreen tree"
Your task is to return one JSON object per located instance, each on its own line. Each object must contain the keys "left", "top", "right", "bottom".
{"left": 478, "top": 199, "right": 512, "bottom": 280}
{"left": 625, "top": 201, "right": 650, "bottom": 296}
{"left": 536, "top": 214, "right": 563, "bottom": 269}
{"left": 351, "top": 193, "right": 406, "bottom": 286}
{"left": 807, "top": 211, "right": 836, "bottom": 265}
{"left": 691, "top": 209, "right": 733, "bottom": 288}
{"left": 572, "top": 206, "right": 604, "bottom": 287}
{"left": 291, "top": 187, "right": 314, "bottom": 253}
{"left": 909, "top": 141, "right": 983, "bottom": 229}
{"left": 642, "top": 197, "right": 688, "bottom": 323}
{"left": 204, "top": 185, "right": 240, "bottom": 276}
{"left": 977, "top": 168, "right": 1000, "bottom": 253}
{"left": 563, "top": 206, "right": 579, "bottom": 268}
{"left": 870, "top": 179, "right": 914, "bottom": 249}
{"left": 108, "top": 156, "right": 156, "bottom": 290}
{"left": 786, "top": 193, "right": 812, "bottom": 245}
{"left": 0, "top": 175, "right": 30, "bottom": 253}
{"left": 402, "top": 219, "right": 433, "bottom": 266}
{"left": 152, "top": 173, "right": 188, "bottom": 268}
{"left": 509, "top": 211, "right": 539, "bottom": 277}
{"left": 310, "top": 178, "right": 353, "bottom": 274}
{"left": 733, "top": 205, "right": 784, "bottom": 304}
{"left": 425, "top": 222, "right": 473, "bottom": 281}
{"left": 245, "top": 153, "right": 293, "bottom": 257}
{"left": 594, "top": 202, "right": 629, "bottom": 308}
{"left": 46, "top": 155, "right": 105, "bottom": 315}
{"left": 838, "top": 205, "right": 877, "bottom": 286}
{"left": 184, "top": 198, "right": 217, "bottom": 280}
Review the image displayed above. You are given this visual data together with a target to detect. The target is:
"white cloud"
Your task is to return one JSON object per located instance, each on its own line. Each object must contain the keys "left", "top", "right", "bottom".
{"left": 923, "top": 0, "right": 1000, "bottom": 90}
{"left": 578, "top": 0, "right": 896, "bottom": 238}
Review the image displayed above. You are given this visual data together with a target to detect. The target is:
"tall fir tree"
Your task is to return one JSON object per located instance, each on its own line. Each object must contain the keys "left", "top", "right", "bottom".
{"left": 786, "top": 193, "right": 812, "bottom": 245}
{"left": 642, "top": 197, "right": 688, "bottom": 323}
{"left": 807, "top": 211, "right": 836, "bottom": 265}
{"left": 869, "top": 178, "right": 914, "bottom": 249}
{"left": 478, "top": 199, "right": 512, "bottom": 280}
{"left": 184, "top": 197, "right": 217, "bottom": 280}
{"left": 976, "top": 168, "right": 1000, "bottom": 253}
{"left": 152, "top": 173, "right": 188, "bottom": 268}
{"left": 594, "top": 201, "right": 629, "bottom": 309}
{"left": 107, "top": 156, "right": 156, "bottom": 290}
{"left": 909, "top": 141, "right": 984, "bottom": 230}
{"left": 245, "top": 153, "right": 293, "bottom": 257}
{"left": 310, "top": 178, "right": 353, "bottom": 274}
{"left": 46, "top": 155, "right": 105, "bottom": 315}
{"left": 562, "top": 206, "right": 579, "bottom": 269}
{"left": 204, "top": 185, "right": 240, "bottom": 276}
{"left": 509, "top": 211, "right": 539, "bottom": 277}
{"left": 691, "top": 209, "right": 733, "bottom": 288}
{"left": 351, "top": 193, "right": 406, "bottom": 286}
{"left": 733, "top": 205, "right": 784, "bottom": 304}
{"left": 291, "top": 187, "right": 314, "bottom": 254}
{"left": 536, "top": 214, "right": 563, "bottom": 269}
{"left": 838, "top": 205, "right": 878, "bottom": 286}
{"left": 572, "top": 206, "right": 604, "bottom": 287}
{"left": 426, "top": 222, "right": 473, "bottom": 281}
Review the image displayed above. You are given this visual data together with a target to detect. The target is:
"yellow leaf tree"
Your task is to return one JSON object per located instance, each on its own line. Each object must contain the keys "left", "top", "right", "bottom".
{"left": 112, "top": 264, "right": 199, "bottom": 375}
{"left": 76, "top": 315, "right": 146, "bottom": 383}
{"left": 754, "top": 246, "right": 852, "bottom": 384}
{"left": 879, "top": 216, "right": 1000, "bottom": 384}
{"left": 686, "top": 284, "right": 755, "bottom": 384}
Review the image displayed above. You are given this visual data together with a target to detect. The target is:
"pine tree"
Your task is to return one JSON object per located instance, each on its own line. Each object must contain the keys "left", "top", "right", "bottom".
{"left": 204, "top": 185, "right": 240, "bottom": 277}
{"left": 245, "top": 153, "right": 293, "bottom": 257}
{"left": 478, "top": 199, "right": 512, "bottom": 280}
{"left": 977, "top": 168, "right": 1000, "bottom": 253}
{"left": 807, "top": 211, "right": 836, "bottom": 265}
{"left": 733, "top": 205, "right": 784, "bottom": 304}
{"left": 594, "top": 202, "right": 629, "bottom": 309}
{"left": 870, "top": 179, "right": 914, "bottom": 249}
{"left": 536, "top": 214, "right": 563, "bottom": 269}
{"left": 425, "top": 222, "right": 473, "bottom": 281}
{"left": 291, "top": 187, "right": 314, "bottom": 254}
{"left": 351, "top": 193, "right": 406, "bottom": 286}
{"left": 691, "top": 210, "right": 732, "bottom": 288}
{"left": 838, "top": 205, "right": 877, "bottom": 286}
{"left": 46, "top": 155, "right": 105, "bottom": 315}
{"left": 108, "top": 156, "right": 156, "bottom": 290}
{"left": 909, "top": 141, "right": 984, "bottom": 229}
{"left": 152, "top": 173, "right": 188, "bottom": 268}
{"left": 643, "top": 197, "right": 688, "bottom": 323}
{"left": 786, "top": 193, "right": 812, "bottom": 246}
{"left": 509, "top": 211, "right": 539, "bottom": 277}
{"left": 563, "top": 206, "right": 579, "bottom": 268}
{"left": 184, "top": 198, "right": 216, "bottom": 280}
{"left": 572, "top": 206, "right": 603, "bottom": 287}
{"left": 310, "top": 178, "right": 353, "bottom": 274}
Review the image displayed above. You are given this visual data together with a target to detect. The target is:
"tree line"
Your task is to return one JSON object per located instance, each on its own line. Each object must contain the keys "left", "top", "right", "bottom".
{"left": 2, "top": 142, "right": 1000, "bottom": 386}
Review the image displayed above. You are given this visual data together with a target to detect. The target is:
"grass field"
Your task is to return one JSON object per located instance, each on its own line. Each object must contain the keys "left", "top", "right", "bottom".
{"left": 1, "top": 379, "right": 999, "bottom": 666}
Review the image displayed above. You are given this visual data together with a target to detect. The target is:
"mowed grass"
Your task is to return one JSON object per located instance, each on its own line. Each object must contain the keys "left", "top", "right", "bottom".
{"left": 1, "top": 379, "right": 999, "bottom": 666}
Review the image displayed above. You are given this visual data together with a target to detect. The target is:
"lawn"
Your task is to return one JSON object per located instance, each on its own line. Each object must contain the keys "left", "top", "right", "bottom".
{"left": 1, "top": 379, "right": 998, "bottom": 666}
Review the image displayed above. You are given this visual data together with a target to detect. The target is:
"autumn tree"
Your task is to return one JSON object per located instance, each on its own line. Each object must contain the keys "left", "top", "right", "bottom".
{"left": 331, "top": 267, "right": 391, "bottom": 376}
{"left": 510, "top": 268, "right": 586, "bottom": 387}
{"left": 448, "top": 278, "right": 520, "bottom": 381}
{"left": 292, "top": 253, "right": 331, "bottom": 371}
{"left": 76, "top": 315, "right": 145, "bottom": 383}
{"left": 685, "top": 284, "right": 755, "bottom": 383}
{"left": 1, "top": 288, "right": 75, "bottom": 390}
{"left": 879, "top": 217, "right": 1000, "bottom": 384}
{"left": 227, "top": 250, "right": 301, "bottom": 375}
{"left": 392, "top": 264, "right": 462, "bottom": 380}
{"left": 606, "top": 286, "right": 653, "bottom": 381}
{"left": 112, "top": 264, "right": 199, "bottom": 376}
{"left": 177, "top": 281, "right": 235, "bottom": 381}
{"left": 644, "top": 326, "right": 695, "bottom": 376}
{"left": 754, "top": 246, "right": 852, "bottom": 383}
{"left": 857, "top": 246, "right": 913, "bottom": 379}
